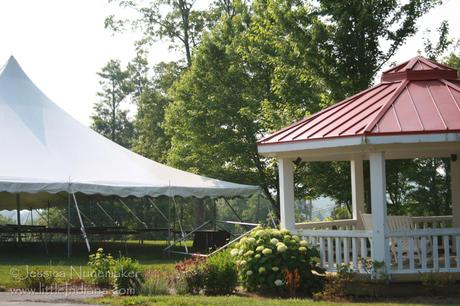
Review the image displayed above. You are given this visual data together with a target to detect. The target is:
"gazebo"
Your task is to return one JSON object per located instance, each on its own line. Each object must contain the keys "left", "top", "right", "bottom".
{"left": 257, "top": 56, "right": 460, "bottom": 276}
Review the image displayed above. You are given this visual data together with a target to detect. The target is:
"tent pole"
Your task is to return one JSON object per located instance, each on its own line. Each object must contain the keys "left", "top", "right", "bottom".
{"left": 256, "top": 193, "right": 260, "bottom": 223}
{"left": 47, "top": 201, "right": 50, "bottom": 227}
{"left": 72, "top": 193, "right": 90, "bottom": 252}
{"left": 67, "top": 193, "right": 71, "bottom": 258}
{"left": 16, "top": 194, "right": 21, "bottom": 244}
{"left": 213, "top": 198, "right": 217, "bottom": 231}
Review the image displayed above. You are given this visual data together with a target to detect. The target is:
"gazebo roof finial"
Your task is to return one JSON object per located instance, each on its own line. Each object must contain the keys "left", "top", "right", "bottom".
{"left": 381, "top": 56, "right": 457, "bottom": 82}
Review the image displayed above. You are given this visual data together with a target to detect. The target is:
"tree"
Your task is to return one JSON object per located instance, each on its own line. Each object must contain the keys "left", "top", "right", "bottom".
{"left": 132, "top": 61, "right": 183, "bottom": 162}
{"left": 91, "top": 59, "right": 135, "bottom": 148}
{"left": 106, "top": 0, "right": 210, "bottom": 67}
{"left": 127, "top": 49, "right": 152, "bottom": 102}
{"left": 133, "top": 89, "right": 171, "bottom": 162}
{"left": 423, "top": 20, "right": 453, "bottom": 60}
{"left": 306, "top": 0, "right": 441, "bottom": 101}
{"left": 164, "top": 0, "right": 441, "bottom": 218}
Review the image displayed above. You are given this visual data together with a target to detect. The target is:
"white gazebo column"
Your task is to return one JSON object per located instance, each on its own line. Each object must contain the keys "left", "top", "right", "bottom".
{"left": 351, "top": 158, "right": 365, "bottom": 229}
{"left": 278, "top": 158, "right": 295, "bottom": 231}
{"left": 369, "top": 152, "right": 390, "bottom": 271}
{"left": 452, "top": 154, "right": 460, "bottom": 228}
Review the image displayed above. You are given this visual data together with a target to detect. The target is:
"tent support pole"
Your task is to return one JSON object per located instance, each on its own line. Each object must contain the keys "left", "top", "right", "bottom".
{"left": 67, "top": 193, "right": 71, "bottom": 258}
{"left": 118, "top": 198, "right": 147, "bottom": 228}
{"left": 72, "top": 193, "right": 91, "bottom": 252}
{"left": 96, "top": 202, "right": 118, "bottom": 226}
{"left": 213, "top": 199, "right": 217, "bottom": 231}
{"left": 47, "top": 201, "right": 50, "bottom": 226}
{"left": 168, "top": 197, "right": 171, "bottom": 251}
{"left": 16, "top": 194, "right": 21, "bottom": 244}
{"left": 223, "top": 198, "right": 244, "bottom": 223}
{"left": 147, "top": 198, "right": 169, "bottom": 223}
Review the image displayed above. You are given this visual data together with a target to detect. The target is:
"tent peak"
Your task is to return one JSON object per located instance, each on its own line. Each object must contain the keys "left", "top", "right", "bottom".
{"left": 0, "top": 55, "right": 28, "bottom": 80}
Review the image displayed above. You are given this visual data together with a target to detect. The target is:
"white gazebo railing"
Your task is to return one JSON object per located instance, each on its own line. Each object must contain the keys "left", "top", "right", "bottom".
{"left": 296, "top": 216, "right": 460, "bottom": 275}
{"left": 297, "top": 228, "right": 372, "bottom": 273}
{"left": 386, "top": 228, "right": 460, "bottom": 274}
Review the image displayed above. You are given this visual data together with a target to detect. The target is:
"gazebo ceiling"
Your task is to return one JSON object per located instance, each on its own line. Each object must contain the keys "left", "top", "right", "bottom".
{"left": 258, "top": 56, "right": 460, "bottom": 149}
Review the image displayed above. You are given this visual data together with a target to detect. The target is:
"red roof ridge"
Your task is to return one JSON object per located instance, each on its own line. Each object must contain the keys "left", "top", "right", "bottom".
{"left": 257, "top": 83, "right": 384, "bottom": 144}
{"left": 364, "top": 79, "right": 409, "bottom": 133}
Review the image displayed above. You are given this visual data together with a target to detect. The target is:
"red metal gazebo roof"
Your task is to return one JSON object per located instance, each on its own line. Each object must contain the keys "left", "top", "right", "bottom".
{"left": 258, "top": 56, "right": 460, "bottom": 146}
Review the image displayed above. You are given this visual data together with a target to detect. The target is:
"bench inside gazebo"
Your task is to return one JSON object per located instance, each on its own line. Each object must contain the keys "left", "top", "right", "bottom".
{"left": 257, "top": 56, "right": 460, "bottom": 277}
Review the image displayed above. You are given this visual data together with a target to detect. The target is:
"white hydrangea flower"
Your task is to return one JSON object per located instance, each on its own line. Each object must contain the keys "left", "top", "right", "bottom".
{"left": 299, "top": 246, "right": 307, "bottom": 252}
{"left": 258, "top": 267, "right": 266, "bottom": 273}
{"left": 256, "top": 245, "right": 264, "bottom": 252}
{"left": 274, "top": 279, "right": 284, "bottom": 286}
{"left": 280, "top": 229, "right": 290, "bottom": 235}
{"left": 272, "top": 266, "right": 279, "bottom": 271}
{"left": 270, "top": 238, "right": 279, "bottom": 245}
{"left": 277, "top": 243, "right": 288, "bottom": 253}
{"left": 300, "top": 240, "right": 308, "bottom": 247}
{"left": 244, "top": 250, "right": 254, "bottom": 257}
{"left": 230, "top": 248, "right": 239, "bottom": 257}
{"left": 262, "top": 248, "right": 272, "bottom": 255}
{"left": 254, "top": 254, "right": 261, "bottom": 259}
{"left": 246, "top": 270, "right": 253, "bottom": 276}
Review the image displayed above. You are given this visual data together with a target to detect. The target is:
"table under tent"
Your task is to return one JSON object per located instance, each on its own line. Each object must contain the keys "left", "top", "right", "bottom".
{"left": 0, "top": 56, "right": 260, "bottom": 256}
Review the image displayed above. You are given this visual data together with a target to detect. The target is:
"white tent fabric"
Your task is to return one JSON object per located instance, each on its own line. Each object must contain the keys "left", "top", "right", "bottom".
{"left": 0, "top": 56, "right": 258, "bottom": 208}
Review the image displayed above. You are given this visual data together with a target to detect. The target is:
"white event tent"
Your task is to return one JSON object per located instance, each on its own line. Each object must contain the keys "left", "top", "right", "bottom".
{"left": 0, "top": 56, "right": 259, "bottom": 210}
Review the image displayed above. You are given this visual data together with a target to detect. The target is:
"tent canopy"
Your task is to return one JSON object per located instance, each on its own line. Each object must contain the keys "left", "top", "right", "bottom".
{"left": 0, "top": 56, "right": 258, "bottom": 209}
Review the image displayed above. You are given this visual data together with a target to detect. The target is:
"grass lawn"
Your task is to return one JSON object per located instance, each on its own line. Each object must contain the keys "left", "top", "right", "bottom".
{"left": 0, "top": 240, "right": 188, "bottom": 288}
{"left": 89, "top": 295, "right": 460, "bottom": 306}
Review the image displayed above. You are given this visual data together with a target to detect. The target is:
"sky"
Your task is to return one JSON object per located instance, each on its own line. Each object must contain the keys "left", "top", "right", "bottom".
{"left": 0, "top": 0, "right": 459, "bottom": 126}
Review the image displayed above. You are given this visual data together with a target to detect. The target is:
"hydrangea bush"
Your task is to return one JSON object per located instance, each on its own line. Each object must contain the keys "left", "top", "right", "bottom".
{"left": 231, "top": 227, "right": 324, "bottom": 295}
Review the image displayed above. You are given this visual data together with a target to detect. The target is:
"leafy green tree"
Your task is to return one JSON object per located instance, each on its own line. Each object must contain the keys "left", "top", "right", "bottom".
{"left": 306, "top": 0, "right": 441, "bottom": 100}
{"left": 106, "top": 0, "right": 209, "bottom": 67}
{"left": 127, "top": 49, "right": 152, "bottom": 101}
{"left": 444, "top": 51, "right": 460, "bottom": 71}
{"left": 133, "top": 89, "right": 171, "bottom": 162}
{"left": 91, "top": 59, "right": 135, "bottom": 148}
{"left": 164, "top": 0, "right": 441, "bottom": 218}
{"left": 406, "top": 158, "right": 451, "bottom": 216}
{"left": 133, "top": 62, "right": 182, "bottom": 162}
{"left": 423, "top": 20, "right": 453, "bottom": 60}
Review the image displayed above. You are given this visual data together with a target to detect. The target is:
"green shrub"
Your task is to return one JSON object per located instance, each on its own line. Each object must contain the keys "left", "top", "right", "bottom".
{"left": 88, "top": 247, "right": 115, "bottom": 288}
{"left": 205, "top": 251, "right": 238, "bottom": 295}
{"left": 16, "top": 267, "right": 56, "bottom": 291}
{"left": 140, "top": 270, "right": 171, "bottom": 295}
{"left": 114, "top": 256, "right": 145, "bottom": 295}
{"left": 174, "top": 253, "right": 237, "bottom": 296}
{"left": 231, "top": 227, "right": 324, "bottom": 296}
{"left": 175, "top": 256, "right": 207, "bottom": 294}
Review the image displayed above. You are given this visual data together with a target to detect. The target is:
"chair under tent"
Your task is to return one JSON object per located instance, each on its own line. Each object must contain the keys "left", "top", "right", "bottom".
{"left": 0, "top": 56, "right": 260, "bottom": 257}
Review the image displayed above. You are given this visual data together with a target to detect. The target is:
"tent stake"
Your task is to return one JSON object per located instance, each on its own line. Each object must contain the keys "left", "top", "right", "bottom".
{"left": 72, "top": 193, "right": 91, "bottom": 252}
